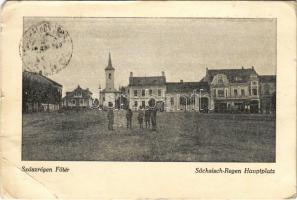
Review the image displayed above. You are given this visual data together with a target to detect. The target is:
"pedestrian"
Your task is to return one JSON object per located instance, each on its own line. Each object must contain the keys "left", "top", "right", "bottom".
{"left": 144, "top": 106, "right": 151, "bottom": 128}
{"left": 126, "top": 108, "right": 133, "bottom": 129}
{"left": 150, "top": 107, "right": 157, "bottom": 131}
{"left": 137, "top": 106, "right": 144, "bottom": 129}
{"left": 107, "top": 108, "right": 114, "bottom": 130}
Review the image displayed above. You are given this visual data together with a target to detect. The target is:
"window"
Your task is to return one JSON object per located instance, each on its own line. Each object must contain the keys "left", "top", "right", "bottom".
{"left": 235, "top": 76, "right": 242, "bottom": 81}
{"left": 142, "top": 89, "right": 145, "bottom": 96}
{"left": 134, "top": 90, "right": 138, "bottom": 97}
{"left": 108, "top": 73, "right": 112, "bottom": 79}
{"left": 252, "top": 89, "right": 258, "bottom": 96}
{"left": 213, "top": 89, "right": 216, "bottom": 97}
{"left": 134, "top": 101, "right": 138, "bottom": 107}
{"left": 218, "top": 90, "right": 224, "bottom": 97}
{"left": 72, "top": 99, "right": 75, "bottom": 104}
{"left": 170, "top": 97, "right": 174, "bottom": 106}
{"left": 250, "top": 74, "right": 256, "bottom": 77}
{"left": 80, "top": 99, "right": 83, "bottom": 104}
{"left": 103, "top": 97, "right": 105, "bottom": 101}
{"left": 158, "top": 89, "right": 162, "bottom": 96}
{"left": 241, "top": 89, "right": 245, "bottom": 96}
{"left": 74, "top": 91, "right": 82, "bottom": 97}
{"left": 234, "top": 89, "right": 238, "bottom": 96}
{"left": 142, "top": 101, "right": 145, "bottom": 107}
{"left": 218, "top": 75, "right": 223, "bottom": 84}
{"left": 225, "top": 89, "right": 228, "bottom": 97}
{"left": 149, "top": 89, "right": 152, "bottom": 95}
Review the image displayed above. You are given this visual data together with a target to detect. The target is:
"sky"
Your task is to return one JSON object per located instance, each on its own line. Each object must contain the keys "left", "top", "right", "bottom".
{"left": 25, "top": 18, "right": 276, "bottom": 99}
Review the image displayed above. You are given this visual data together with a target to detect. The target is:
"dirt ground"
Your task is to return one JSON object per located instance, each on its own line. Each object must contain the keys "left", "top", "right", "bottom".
{"left": 22, "top": 110, "right": 275, "bottom": 162}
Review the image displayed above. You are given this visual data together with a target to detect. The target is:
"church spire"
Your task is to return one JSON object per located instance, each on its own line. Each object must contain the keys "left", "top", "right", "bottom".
{"left": 105, "top": 52, "right": 115, "bottom": 70}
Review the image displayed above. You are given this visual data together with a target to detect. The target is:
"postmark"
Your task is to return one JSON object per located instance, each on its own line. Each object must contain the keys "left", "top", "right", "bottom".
{"left": 20, "top": 21, "right": 73, "bottom": 76}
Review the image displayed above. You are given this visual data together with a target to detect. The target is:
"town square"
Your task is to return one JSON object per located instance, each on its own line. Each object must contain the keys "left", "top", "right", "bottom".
{"left": 21, "top": 18, "right": 276, "bottom": 162}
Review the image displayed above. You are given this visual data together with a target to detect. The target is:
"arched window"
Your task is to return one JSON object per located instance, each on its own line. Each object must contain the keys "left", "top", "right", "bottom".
{"left": 218, "top": 75, "right": 223, "bottom": 84}
{"left": 108, "top": 73, "right": 112, "bottom": 79}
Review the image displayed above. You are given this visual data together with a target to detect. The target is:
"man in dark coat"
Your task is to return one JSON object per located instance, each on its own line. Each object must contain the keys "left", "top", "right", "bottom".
{"left": 137, "top": 106, "right": 144, "bottom": 129}
{"left": 126, "top": 108, "right": 133, "bottom": 129}
{"left": 107, "top": 108, "right": 114, "bottom": 130}
{"left": 150, "top": 107, "right": 157, "bottom": 131}
{"left": 144, "top": 106, "right": 151, "bottom": 128}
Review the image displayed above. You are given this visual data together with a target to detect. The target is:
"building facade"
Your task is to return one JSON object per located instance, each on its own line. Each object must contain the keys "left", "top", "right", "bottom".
{"left": 259, "top": 75, "right": 276, "bottom": 114}
{"left": 128, "top": 72, "right": 166, "bottom": 110}
{"left": 23, "top": 70, "right": 62, "bottom": 112}
{"left": 202, "top": 67, "right": 261, "bottom": 113}
{"left": 62, "top": 85, "right": 93, "bottom": 109}
{"left": 165, "top": 81, "right": 209, "bottom": 112}
{"left": 99, "top": 53, "right": 120, "bottom": 108}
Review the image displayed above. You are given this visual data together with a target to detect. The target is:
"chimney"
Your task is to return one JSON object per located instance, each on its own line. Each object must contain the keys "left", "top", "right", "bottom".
{"left": 161, "top": 71, "right": 165, "bottom": 77}
{"left": 130, "top": 72, "right": 133, "bottom": 77}
{"left": 180, "top": 79, "right": 183, "bottom": 83}
{"left": 39, "top": 70, "right": 42, "bottom": 75}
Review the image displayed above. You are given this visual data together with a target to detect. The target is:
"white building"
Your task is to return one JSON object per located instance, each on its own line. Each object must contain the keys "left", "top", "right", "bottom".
{"left": 128, "top": 71, "right": 166, "bottom": 110}
{"left": 165, "top": 81, "right": 210, "bottom": 112}
{"left": 202, "top": 67, "right": 261, "bottom": 113}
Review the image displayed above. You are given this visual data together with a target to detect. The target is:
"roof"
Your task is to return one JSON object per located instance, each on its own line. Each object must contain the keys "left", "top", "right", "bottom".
{"left": 65, "top": 85, "right": 92, "bottom": 98}
{"left": 205, "top": 67, "right": 258, "bottom": 83}
{"left": 259, "top": 75, "right": 276, "bottom": 83}
{"left": 101, "top": 88, "right": 120, "bottom": 93}
{"left": 23, "top": 70, "right": 62, "bottom": 87}
{"left": 166, "top": 81, "right": 209, "bottom": 93}
{"left": 129, "top": 76, "right": 166, "bottom": 86}
{"left": 105, "top": 53, "right": 115, "bottom": 70}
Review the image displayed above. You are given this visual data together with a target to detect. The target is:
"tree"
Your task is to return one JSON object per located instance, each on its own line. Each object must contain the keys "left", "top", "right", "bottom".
{"left": 93, "top": 98, "right": 99, "bottom": 106}
{"left": 115, "top": 95, "right": 128, "bottom": 109}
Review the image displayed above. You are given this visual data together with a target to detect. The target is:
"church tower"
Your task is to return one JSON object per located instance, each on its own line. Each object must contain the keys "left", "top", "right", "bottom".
{"left": 99, "top": 52, "right": 119, "bottom": 108}
{"left": 105, "top": 53, "right": 115, "bottom": 91}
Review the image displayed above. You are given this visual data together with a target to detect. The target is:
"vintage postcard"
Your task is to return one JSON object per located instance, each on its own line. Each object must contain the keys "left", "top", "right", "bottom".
{"left": 0, "top": 1, "right": 296, "bottom": 199}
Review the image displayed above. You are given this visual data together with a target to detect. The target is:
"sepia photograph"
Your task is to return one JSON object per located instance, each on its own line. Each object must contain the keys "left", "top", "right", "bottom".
{"left": 1, "top": 1, "right": 296, "bottom": 199}
{"left": 21, "top": 17, "right": 277, "bottom": 162}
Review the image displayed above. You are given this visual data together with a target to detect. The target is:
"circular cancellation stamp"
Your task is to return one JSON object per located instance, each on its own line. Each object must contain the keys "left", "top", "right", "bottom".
{"left": 20, "top": 21, "right": 73, "bottom": 76}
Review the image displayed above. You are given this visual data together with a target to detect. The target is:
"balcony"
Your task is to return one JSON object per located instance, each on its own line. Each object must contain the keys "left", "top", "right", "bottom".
{"left": 213, "top": 95, "right": 259, "bottom": 100}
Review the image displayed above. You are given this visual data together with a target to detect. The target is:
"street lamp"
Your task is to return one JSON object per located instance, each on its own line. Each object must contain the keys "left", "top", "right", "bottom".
{"left": 199, "top": 89, "right": 204, "bottom": 112}
{"left": 119, "top": 94, "right": 122, "bottom": 110}
{"left": 192, "top": 89, "right": 198, "bottom": 111}
{"left": 119, "top": 94, "right": 125, "bottom": 110}
{"left": 190, "top": 93, "right": 196, "bottom": 111}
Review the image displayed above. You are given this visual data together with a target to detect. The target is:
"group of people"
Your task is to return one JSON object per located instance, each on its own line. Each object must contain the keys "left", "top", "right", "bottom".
{"left": 107, "top": 106, "right": 157, "bottom": 131}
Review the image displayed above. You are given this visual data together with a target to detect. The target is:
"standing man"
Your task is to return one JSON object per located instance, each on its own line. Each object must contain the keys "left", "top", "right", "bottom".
{"left": 126, "top": 108, "right": 133, "bottom": 129}
{"left": 107, "top": 108, "right": 114, "bottom": 130}
{"left": 137, "top": 106, "right": 144, "bottom": 129}
{"left": 144, "top": 106, "right": 151, "bottom": 128}
{"left": 150, "top": 107, "right": 157, "bottom": 131}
